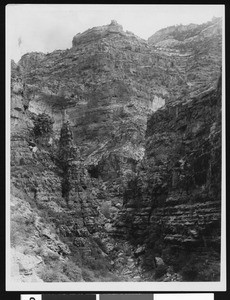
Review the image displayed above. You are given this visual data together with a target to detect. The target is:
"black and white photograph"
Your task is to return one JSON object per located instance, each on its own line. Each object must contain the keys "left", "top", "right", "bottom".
{"left": 6, "top": 4, "right": 225, "bottom": 291}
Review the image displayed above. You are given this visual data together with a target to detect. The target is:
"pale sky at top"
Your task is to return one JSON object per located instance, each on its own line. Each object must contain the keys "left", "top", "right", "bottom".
{"left": 6, "top": 4, "right": 224, "bottom": 63}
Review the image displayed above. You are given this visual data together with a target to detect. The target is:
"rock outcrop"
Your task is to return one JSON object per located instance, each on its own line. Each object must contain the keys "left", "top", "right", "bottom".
{"left": 116, "top": 75, "right": 221, "bottom": 281}
{"left": 10, "top": 59, "right": 144, "bottom": 281}
{"left": 10, "top": 19, "right": 222, "bottom": 282}
{"left": 148, "top": 17, "right": 222, "bottom": 103}
{"left": 16, "top": 20, "right": 195, "bottom": 183}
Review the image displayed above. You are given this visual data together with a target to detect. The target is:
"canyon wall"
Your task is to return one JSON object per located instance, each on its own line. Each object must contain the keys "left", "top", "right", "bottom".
{"left": 115, "top": 76, "right": 221, "bottom": 281}
{"left": 10, "top": 19, "right": 222, "bottom": 282}
{"left": 148, "top": 17, "right": 222, "bottom": 103}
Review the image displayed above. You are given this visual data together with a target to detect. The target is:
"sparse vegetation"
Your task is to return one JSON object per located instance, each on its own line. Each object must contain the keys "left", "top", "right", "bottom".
{"left": 33, "top": 113, "right": 54, "bottom": 137}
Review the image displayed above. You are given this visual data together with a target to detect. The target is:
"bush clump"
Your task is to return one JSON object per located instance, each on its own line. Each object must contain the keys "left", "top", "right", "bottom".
{"left": 33, "top": 113, "right": 54, "bottom": 137}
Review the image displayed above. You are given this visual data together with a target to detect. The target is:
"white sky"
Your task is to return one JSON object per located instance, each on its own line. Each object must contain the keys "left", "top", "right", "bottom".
{"left": 6, "top": 4, "right": 224, "bottom": 63}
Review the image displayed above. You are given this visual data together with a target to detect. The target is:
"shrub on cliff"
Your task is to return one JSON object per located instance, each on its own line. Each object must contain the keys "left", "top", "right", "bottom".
{"left": 33, "top": 113, "right": 54, "bottom": 137}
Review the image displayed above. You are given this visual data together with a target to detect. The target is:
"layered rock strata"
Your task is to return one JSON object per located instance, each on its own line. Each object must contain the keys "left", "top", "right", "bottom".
{"left": 10, "top": 19, "right": 222, "bottom": 282}
{"left": 115, "top": 76, "right": 221, "bottom": 281}
{"left": 148, "top": 17, "right": 222, "bottom": 103}
{"left": 16, "top": 20, "right": 196, "bottom": 183}
{"left": 10, "top": 60, "right": 144, "bottom": 282}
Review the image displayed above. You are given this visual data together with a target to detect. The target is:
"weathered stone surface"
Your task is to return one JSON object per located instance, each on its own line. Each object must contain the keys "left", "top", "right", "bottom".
{"left": 148, "top": 17, "right": 222, "bottom": 102}
{"left": 10, "top": 18, "right": 222, "bottom": 282}
{"left": 117, "top": 75, "right": 221, "bottom": 281}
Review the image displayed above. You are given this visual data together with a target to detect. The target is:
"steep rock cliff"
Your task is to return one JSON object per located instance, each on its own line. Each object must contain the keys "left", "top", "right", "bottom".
{"left": 116, "top": 76, "right": 221, "bottom": 281}
{"left": 16, "top": 20, "right": 196, "bottom": 184}
{"left": 148, "top": 17, "right": 222, "bottom": 103}
{"left": 11, "top": 49, "right": 145, "bottom": 282}
{"left": 11, "top": 62, "right": 118, "bottom": 281}
{"left": 10, "top": 19, "right": 222, "bottom": 282}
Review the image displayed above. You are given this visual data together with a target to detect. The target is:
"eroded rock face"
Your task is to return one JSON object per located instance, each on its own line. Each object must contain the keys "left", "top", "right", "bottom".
{"left": 10, "top": 66, "right": 143, "bottom": 281}
{"left": 16, "top": 20, "right": 197, "bottom": 183}
{"left": 148, "top": 17, "right": 222, "bottom": 103}
{"left": 10, "top": 64, "right": 116, "bottom": 281}
{"left": 10, "top": 19, "right": 222, "bottom": 282}
{"left": 72, "top": 20, "right": 124, "bottom": 46}
{"left": 116, "top": 76, "right": 221, "bottom": 281}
